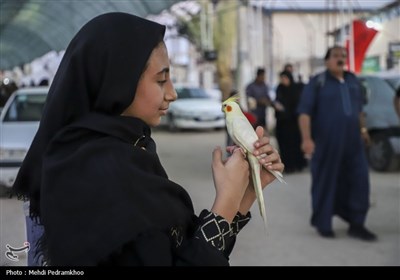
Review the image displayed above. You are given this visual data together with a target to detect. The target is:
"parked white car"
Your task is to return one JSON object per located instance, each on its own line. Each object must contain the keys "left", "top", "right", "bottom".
{"left": 205, "top": 88, "right": 222, "bottom": 101}
{"left": 162, "top": 86, "right": 225, "bottom": 131}
{"left": 0, "top": 87, "right": 48, "bottom": 191}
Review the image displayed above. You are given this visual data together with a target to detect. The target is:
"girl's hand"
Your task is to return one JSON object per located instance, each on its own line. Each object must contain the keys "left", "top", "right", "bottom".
{"left": 251, "top": 126, "right": 284, "bottom": 187}
{"left": 228, "top": 126, "right": 284, "bottom": 214}
{"left": 211, "top": 146, "right": 250, "bottom": 222}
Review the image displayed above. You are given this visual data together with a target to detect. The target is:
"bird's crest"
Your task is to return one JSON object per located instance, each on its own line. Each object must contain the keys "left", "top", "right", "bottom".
{"left": 223, "top": 94, "right": 240, "bottom": 105}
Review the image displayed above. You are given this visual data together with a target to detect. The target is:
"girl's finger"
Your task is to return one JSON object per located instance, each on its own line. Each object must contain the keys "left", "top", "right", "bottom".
{"left": 259, "top": 153, "right": 280, "bottom": 164}
{"left": 265, "top": 162, "right": 285, "bottom": 172}
{"left": 253, "top": 144, "right": 274, "bottom": 156}
{"left": 254, "top": 136, "right": 270, "bottom": 148}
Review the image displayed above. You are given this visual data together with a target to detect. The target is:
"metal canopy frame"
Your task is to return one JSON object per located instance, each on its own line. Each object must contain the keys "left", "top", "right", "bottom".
{"left": 0, "top": 0, "right": 181, "bottom": 69}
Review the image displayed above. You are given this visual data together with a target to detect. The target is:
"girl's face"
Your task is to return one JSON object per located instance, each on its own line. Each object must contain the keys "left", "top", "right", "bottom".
{"left": 122, "top": 42, "right": 177, "bottom": 126}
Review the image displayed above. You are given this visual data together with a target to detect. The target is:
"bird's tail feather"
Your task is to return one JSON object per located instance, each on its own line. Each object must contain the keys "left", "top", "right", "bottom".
{"left": 269, "top": 170, "right": 286, "bottom": 184}
{"left": 249, "top": 155, "right": 267, "bottom": 232}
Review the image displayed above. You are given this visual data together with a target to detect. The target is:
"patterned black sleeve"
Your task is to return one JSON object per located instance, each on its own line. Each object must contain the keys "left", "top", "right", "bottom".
{"left": 194, "top": 210, "right": 251, "bottom": 258}
{"left": 231, "top": 211, "right": 251, "bottom": 235}
{"left": 195, "top": 210, "right": 233, "bottom": 252}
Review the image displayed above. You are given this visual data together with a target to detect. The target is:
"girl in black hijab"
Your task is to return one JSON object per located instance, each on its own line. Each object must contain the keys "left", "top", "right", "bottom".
{"left": 13, "top": 12, "right": 284, "bottom": 266}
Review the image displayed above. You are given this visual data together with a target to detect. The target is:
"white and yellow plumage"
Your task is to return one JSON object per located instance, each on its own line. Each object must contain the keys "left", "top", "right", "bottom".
{"left": 222, "top": 95, "right": 285, "bottom": 229}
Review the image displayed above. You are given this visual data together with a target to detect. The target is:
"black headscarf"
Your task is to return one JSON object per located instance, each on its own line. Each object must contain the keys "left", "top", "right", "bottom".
{"left": 12, "top": 12, "right": 194, "bottom": 265}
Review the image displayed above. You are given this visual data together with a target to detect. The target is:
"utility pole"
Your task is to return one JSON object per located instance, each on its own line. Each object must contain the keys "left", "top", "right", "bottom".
{"left": 347, "top": 0, "right": 355, "bottom": 72}
{"left": 326, "top": 0, "right": 330, "bottom": 48}
{"left": 213, "top": 0, "right": 237, "bottom": 101}
{"left": 339, "top": 0, "right": 346, "bottom": 46}
{"left": 236, "top": 0, "right": 250, "bottom": 110}
{"left": 266, "top": 9, "right": 273, "bottom": 90}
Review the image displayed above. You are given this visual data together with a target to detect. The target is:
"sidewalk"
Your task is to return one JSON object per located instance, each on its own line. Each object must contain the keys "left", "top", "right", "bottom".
{"left": 155, "top": 130, "right": 400, "bottom": 266}
{"left": 1, "top": 130, "right": 398, "bottom": 266}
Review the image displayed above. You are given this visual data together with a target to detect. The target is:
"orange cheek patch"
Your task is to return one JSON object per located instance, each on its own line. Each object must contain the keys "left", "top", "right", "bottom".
{"left": 227, "top": 105, "right": 232, "bottom": 112}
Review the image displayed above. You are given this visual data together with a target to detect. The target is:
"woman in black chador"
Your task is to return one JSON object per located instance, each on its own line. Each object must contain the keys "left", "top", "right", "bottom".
{"left": 274, "top": 71, "right": 306, "bottom": 173}
{"left": 13, "top": 13, "right": 283, "bottom": 266}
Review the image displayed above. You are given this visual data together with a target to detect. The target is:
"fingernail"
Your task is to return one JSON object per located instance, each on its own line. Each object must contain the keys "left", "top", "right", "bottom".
{"left": 254, "top": 150, "right": 259, "bottom": 155}
{"left": 255, "top": 142, "right": 260, "bottom": 147}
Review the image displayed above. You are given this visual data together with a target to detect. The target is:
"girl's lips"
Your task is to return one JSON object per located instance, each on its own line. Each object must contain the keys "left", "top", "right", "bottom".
{"left": 160, "top": 108, "right": 168, "bottom": 115}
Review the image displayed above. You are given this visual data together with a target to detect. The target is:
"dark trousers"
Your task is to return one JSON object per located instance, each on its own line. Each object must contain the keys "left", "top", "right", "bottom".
{"left": 310, "top": 141, "right": 370, "bottom": 231}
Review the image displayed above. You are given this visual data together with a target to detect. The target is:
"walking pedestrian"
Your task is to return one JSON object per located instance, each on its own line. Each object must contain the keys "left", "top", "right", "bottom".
{"left": 246, "top": 68, "right": 272, "bottom": 131}
{"left": 274, "top": 71, "right": 306, "bottom": 173}
{"left": 297, "top": 45, "right": 377, "bottom": 241}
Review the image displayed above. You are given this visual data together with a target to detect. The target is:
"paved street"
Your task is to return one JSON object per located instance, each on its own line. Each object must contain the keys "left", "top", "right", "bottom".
{"left": 1, "top": 129, "right": 399, "bottom": 266}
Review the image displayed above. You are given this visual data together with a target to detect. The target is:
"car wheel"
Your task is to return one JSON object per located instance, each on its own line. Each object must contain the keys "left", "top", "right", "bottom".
{"left": 167, "top": 114, "right": 179, "bottom": 132}
{"left": 368, "top": 133, "right": 400, "bottom": 172}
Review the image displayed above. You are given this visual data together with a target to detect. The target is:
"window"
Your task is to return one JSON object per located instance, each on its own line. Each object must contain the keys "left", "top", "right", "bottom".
{"left": 4, "top": 94, "right": 47, "bottom": 122}
{"left": 175, "top": 87, "right": 209, "bottom": 99}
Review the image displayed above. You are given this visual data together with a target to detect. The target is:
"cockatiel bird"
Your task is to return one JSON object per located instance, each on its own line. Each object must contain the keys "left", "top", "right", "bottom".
{"left": 222, "top": 95, "right": 285, "bottom": 229}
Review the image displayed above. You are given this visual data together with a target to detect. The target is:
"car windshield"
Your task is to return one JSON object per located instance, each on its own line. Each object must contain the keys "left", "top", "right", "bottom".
{"left": 385, "top": 77, "right": 400, "bottom": 90}
{"left": 359, "top": 76, "right": 395, "bottom": 103}
{"left": 176, "top": 87, "right": 209, "bottom": 99}
{"left": 3, "top": 93, "right": 47, "bottom": 122}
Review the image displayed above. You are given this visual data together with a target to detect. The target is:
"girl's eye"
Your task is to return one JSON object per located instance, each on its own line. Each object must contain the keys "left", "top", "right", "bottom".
{"left": 158, "top": 80, "right": 167, "bottom": 85}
